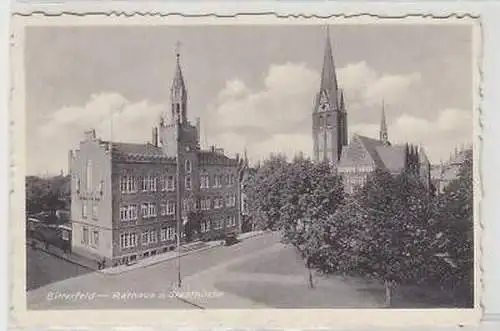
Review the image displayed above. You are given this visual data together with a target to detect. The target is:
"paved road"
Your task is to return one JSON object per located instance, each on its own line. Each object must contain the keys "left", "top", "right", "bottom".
{"left": 26, "top": 245, "right": 93, "bottom": 291}
{"left": 27, "top": 232, "right": 283, "bottom": 309}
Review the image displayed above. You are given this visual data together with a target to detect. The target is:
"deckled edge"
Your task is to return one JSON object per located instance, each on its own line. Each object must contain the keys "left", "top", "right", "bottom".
{"left": 7, "top": 8, "right": 485, "bottom": 330}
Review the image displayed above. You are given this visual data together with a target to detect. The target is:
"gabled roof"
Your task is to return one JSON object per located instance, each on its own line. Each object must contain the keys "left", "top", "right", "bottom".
{"left": 340, "top": 134, "right": 410, "bottom": 174}
{"left": 107, "top": 141, "right": 174, "bottom": 162}
{"left": 198, "top": 149, "right": 237, "bottom": 166}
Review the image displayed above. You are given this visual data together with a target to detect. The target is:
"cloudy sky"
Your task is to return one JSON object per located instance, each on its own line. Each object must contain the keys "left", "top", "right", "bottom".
{"left": 25, "top": 24, "right": 473, "bottom": 175}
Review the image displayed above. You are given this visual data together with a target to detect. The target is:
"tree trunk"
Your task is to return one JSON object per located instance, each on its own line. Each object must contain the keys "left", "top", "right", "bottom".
{"left": 384, "top": 280, "right": 393, "bottom": 307}
{"left": 308, "top": 267, "right": 314, "bottom": 289}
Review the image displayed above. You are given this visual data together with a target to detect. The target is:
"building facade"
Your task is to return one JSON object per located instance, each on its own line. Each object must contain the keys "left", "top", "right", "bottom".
{"left": 312, "top": 29, "right": 348, "bottom": 166}
{"left": 337, "top": 104, "right": 431, "bottom": 194}
{"left": 69, "top": 50, "right": 242, "bottom": 267}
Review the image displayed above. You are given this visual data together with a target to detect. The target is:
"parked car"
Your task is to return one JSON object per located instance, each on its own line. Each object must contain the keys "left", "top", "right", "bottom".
{"left": 224, "top": 233, "right": 239, "bottom": 246}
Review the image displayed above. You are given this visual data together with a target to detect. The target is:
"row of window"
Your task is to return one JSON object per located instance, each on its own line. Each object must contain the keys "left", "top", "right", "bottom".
{"left": 200, "top": 174, "right": 235, "bottom": 189}
{"left": 200, "top": 215, "right": 237, "bottom": 232}
{"left": 119, "top": 228, "right": 176, "bottom": 249}
{"left": 120, "top": 175, "right": 176, "bottom": 194}
{"left": 119, "top": 196, "right": 237, "bottom": 221}
{"left": 339, "top": 166, "right": 374, "bottom": 174}
{"left": 120, "top": 173, "right": 236, "bottom": 194}
{"left": 81, "top": 226, "right": 100, "bottom": 248}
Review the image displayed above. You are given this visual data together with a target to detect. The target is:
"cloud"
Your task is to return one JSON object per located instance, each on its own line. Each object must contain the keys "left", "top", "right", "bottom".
{"left": 29, "top": 93, "right": 164, "bottom": 175}
{"left": 204, "top": 61, "right": 423, "bottom": 164}
{"left": 338, "top": 61, "right": 422, "bottom": 108}
{"left": 350, "top": 108, "right": 472, "bottom": 163}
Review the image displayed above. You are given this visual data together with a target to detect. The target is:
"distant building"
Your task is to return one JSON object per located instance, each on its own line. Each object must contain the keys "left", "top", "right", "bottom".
{"left": 69, "top": 50, "right": 242, "bottom": 267}
{"left": 312, "top": 29, "right": 431, "bottom": 193}
{"left": 431, "top": 147, "right": 471, "bottom": 194}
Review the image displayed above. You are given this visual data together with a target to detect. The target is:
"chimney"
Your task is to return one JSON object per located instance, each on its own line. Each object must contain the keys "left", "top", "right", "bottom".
{"left": 152, "top": 127, "right": 158, "bottom": 147}
{"left": 84, "top": 129, "right": 96, "bottom": 141}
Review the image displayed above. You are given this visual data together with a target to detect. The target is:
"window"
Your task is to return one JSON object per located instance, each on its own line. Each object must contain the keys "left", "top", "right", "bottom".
{"left": 160, "top": 176, "right": 166, "bottom": 191}
{"left": 82, "top": 204, "right": 88, "bottom": 218}
{"left": 185, "top": 176, "right": 192, "bottom": 190}
{"left": 167, "top": 201, "right": 176, "bottom": 215}
{"left": 92, "top": 204, "right": 98, "bottom": 219}
{"left": 141, "top": 204, "right": 148, "bottom": 218}
{"left": 86, "top": 160, "right": 92, "bottom": 191}
{"left": 185, "top": 160, "right": 192, "bottom": 173}
{"left": 213, "top": 197, "right": 222, "bottom": 209}
{"left": 227, "top": 215, "right": 236, "bottom": 227}
{"left": 228, "top": 175, "right": 235, "bottom": 186}
{"left": 75, "top": 176, "right": 81, "bottom": 193}
{"left": 149, "top": 231, "right": 157, "bottom": 243}
{"left": 214, "top": 175, "right": 221, "bottom": 188}
{"left": 121, "top": 233, "right": 137, "bottom": 249}
{"left": 214, "top": 219, "right": 223, "bottom": 229}
{"left": 141, "top": 176, "right": 148, "bottom": 191}
{"left": 201, "top": 220, "right": 210, "bottom": 233}
{"left": 200, "top": 174, "right": 209, "bottom": 189}
{"left": 82, "top": 226, "right": 89, "bottom": 244}
{"left": 166, "top": 175, "right": 175, "bottom": 191}
{"left": 160, "top": 228, "right": 167, "bottom": 241}
{"left": 120, "top": 176, "right": 127, "bottom": 193}
{"left": 149, "top": 176, "right": 157, "bottom": 192}
{"left": 92, "top": 230, "right": 99, "bottom": 246}
{"left": 167, "top": 227, "right": 175, "bottom": 240}
{"left": 130, "top": 205, "right": 137, "bottom": 220}
{"left": 148, "top": 203, "right": 157, "bottom": 217}
{"left": 226, "top": 195, "right": 236, "bottom": 207}
{"left": 200, "top": 198, "right": 211, "bottom": 210}
{"left": 142, "top": 232, "right": 149, "bottom": 245}
{"left": 160, "top": 204, "right": 167, "bottom": 216}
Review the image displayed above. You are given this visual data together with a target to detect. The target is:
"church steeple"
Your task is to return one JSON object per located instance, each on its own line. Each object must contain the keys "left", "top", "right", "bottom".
{"left": 319, "top": 27, "right": 339, "bottom": 107}
{"left": 380, "top": 100, "right": 389, "bottom": 145}
{"left": 169, "top": 42, "right": 187, "bottom": 124}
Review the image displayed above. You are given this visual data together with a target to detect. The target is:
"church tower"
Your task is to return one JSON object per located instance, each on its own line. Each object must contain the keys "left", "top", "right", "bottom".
{"left": 379, "top": 100, "right": 390, "bottom": 146}
{"left": 159, "top": 45, "right": 200, "bottom": 158}
{"left": 312, "top": 28, "right": 348, "bottom": 166}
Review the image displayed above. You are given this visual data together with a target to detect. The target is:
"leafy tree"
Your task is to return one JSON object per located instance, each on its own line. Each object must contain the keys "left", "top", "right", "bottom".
{"left": 243, "top": 153, "right": 289, "bottom": 230}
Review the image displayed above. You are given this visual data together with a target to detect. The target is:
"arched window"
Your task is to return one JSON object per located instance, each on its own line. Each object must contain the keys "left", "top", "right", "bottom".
{"left": 185, "top": 159, "right": 191, "bottom": 173}
{"left": 185, "top": 176, "right": 192, "bottom": 190}
{"left": 86, "top": 160, "right": 92, "bottom": 191}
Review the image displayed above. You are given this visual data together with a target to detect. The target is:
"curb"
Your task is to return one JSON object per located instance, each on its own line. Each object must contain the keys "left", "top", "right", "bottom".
{"left": 102, "top": 241, "right": 225, "bottom": 275}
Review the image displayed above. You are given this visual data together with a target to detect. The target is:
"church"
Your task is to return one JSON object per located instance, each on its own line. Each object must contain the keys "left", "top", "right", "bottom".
{"left": 312, "top": 30, "right": 431, "bottom": 194}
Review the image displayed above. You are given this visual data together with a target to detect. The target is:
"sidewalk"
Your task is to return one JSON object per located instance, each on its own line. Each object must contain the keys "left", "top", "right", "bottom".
{"left": 27, "top": 238, "right": 98, "bottom": 271}
{"left": 27, "top": 230, "right": 268, "bottom": 276}
{"left": 102, "top": 240, "right": 223, "bottom": 275}
{"left": 102, "top": 230, "right": 267, "bottom": 275}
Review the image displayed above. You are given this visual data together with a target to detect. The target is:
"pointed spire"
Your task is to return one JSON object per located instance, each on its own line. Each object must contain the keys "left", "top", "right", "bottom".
{"left": 339, "top": 89, "right": 345, "bottom": 110}
{"left": 171, "top": 41, "right": 186, "bottom": 94}
{"left": 319, "top": 26, "right": 339, "bottom": 106}
{"left": 379, "top": 100, "right": 389, "bottom": 145}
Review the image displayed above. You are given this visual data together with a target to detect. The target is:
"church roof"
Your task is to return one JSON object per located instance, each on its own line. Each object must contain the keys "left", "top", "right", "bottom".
{"left": 199, "top": 149, "right": 238, "bottom": 166}
{"left": 171, "top": 53, "right": 186, "bottom": 94}
{"left": 340, "top": 134, "right": 414, "bottom": 174}
{"left": 319, "top": 28, "right": 339, "bottom": 107}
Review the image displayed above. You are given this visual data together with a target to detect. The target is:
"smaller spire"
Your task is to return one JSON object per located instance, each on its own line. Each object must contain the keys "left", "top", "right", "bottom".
{"left": 379, "top": 100, "right": 389, "bottom": 145}
{"left": 339, "top": 89, "right": 345, "bottom": 110}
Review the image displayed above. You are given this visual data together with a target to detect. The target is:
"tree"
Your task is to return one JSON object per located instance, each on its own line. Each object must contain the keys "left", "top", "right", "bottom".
{"left": 432, "top": 148, "right": 474, "bottom": 306}
{"left": 243, "top": 153, "right": 289, "bottom": 230}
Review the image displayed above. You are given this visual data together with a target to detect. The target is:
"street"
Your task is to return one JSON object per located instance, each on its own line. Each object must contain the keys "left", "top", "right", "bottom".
{"left": 27, "top": 232, "right": 386, "bottom": 309}
{"left": 26, "top": 245, "right": 92, "bottom": 291}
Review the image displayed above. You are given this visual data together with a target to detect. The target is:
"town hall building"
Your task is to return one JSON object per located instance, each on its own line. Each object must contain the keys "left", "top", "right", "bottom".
{"left": 313, "top": 30, "right": 431, "bottom": 194}
{"left": 69, "top": 50, "right": 243, "bottom": 267}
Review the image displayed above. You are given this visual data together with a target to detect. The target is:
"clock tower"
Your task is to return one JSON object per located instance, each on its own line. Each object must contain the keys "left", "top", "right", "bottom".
{"left": 312, "top": 28, "right": 348, "bottom": 166}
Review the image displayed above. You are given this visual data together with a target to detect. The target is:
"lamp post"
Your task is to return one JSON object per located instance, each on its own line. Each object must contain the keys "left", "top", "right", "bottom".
{"left": 175, "top": 119, "right": 182, "bottom": 289}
